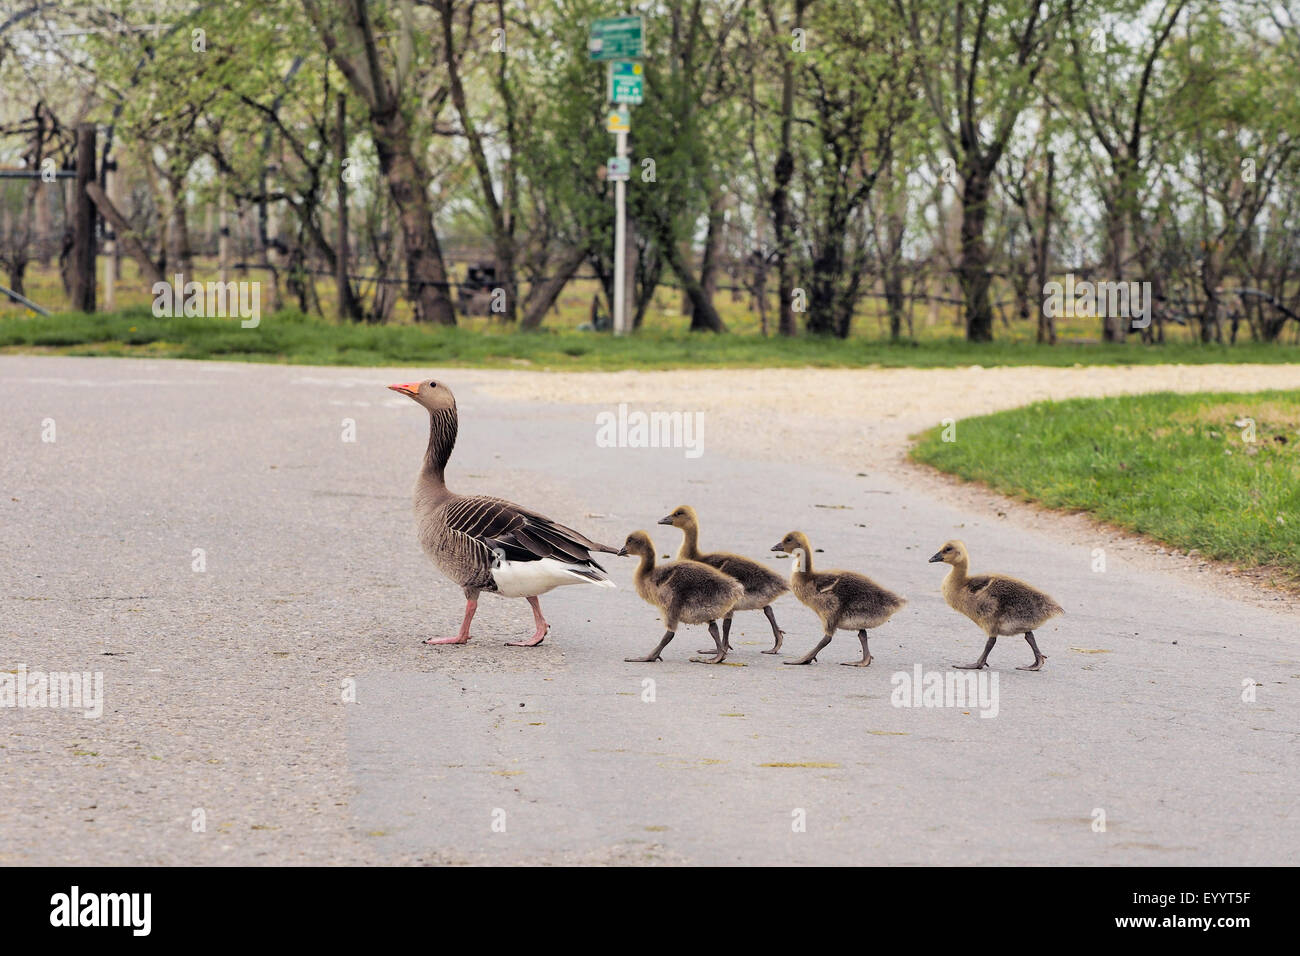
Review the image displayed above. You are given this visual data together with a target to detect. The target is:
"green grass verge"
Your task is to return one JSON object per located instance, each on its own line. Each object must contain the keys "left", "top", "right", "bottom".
{"left": 3, "top": 307, "right": 1300, "bottom": 369}
{"left": 910, "top": 390, "right": 1300, "bottom": 582}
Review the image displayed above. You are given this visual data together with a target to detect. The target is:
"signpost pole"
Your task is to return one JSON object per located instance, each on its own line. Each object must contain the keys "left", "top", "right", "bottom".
{"left": 613, "top": 129, "right": 628, "bottom": 336}
{"left": 590, "top": 16, "right": 643, "bottom": 336}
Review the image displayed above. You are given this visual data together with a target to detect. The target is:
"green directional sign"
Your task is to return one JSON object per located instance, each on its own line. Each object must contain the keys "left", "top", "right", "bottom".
{"left": 608, "top": 61, "right": 644, "bottom": 105}
{"left": 589, "top": 16, "right": 644, "bottom": 61}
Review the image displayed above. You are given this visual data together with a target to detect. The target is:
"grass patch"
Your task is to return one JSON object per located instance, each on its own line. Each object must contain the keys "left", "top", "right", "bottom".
{"left": 910, "top": 390, "right": 1300, "bottom": 582}
{"left": 3, "top": 307, "right": 1300, "bottom": 370}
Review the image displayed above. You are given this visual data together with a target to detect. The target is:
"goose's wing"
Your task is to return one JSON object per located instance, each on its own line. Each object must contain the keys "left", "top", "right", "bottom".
{"left": 444, "top": 496, "right": 616, "bottom": 569}
{"left": 964, "top": 575, "right": 1019, "bottom": 617}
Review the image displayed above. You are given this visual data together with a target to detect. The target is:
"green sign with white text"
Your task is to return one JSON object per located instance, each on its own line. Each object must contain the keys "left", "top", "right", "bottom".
{"left": 608, "top": 61, "right": 644, "bottom": 104}
{"left": 589, "top": 16, "right": 644, "bottom": 61}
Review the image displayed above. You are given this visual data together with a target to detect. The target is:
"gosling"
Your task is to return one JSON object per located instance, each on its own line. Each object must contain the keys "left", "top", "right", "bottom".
{"left": 658, "top": 505, "right": 790, "bottom": 655}
{"left": 928, "top": 540, "right": 1063, "bottom": 671}
{"left": 619, "top": 531, "right": 743, "bottom": 664}
{"left": 770, "top": 531, "right": 906, "bottom": 666}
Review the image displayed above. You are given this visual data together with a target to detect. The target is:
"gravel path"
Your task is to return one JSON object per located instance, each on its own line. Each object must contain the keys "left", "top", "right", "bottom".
{"left": 1, "top": 356, "right": 1296, "bottom": 865}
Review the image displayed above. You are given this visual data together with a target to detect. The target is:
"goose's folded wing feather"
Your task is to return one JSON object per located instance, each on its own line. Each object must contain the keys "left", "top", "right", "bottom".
{"left": 444, "top": 495, "right": 613, "bottom": 568}
{"left": 965, "top": 576, "right": 1015, "bottom": 617}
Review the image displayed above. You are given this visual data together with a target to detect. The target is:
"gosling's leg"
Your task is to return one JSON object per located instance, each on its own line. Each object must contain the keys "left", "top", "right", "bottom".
{"left": 841, "top": 629, "right": 873, "bottom": 667}
{"left": 761, "top": 605, "right": 785, "bottom": 655}
{"left": 700, "top": 613, "right": 734, "bottom": 654}
{"left": 626, "top": 629, "right": 675, "bottom": 663}
{"left": 1016, "top": 631, "right": 1047, "bottom": 671}
{"left": 784, "top": 632, "right": 832, "bottom": 665}
{"left": 690, "top": 621, "right": 728, "bottom": 664}
{"left": 955, "top": 635, "right": 996, "bottom": 670}
{"left": 505, "top": 596, "right": 550, "bottom": 647}
{"left": 424, "top": 599, "right": 477, "bottom": 645}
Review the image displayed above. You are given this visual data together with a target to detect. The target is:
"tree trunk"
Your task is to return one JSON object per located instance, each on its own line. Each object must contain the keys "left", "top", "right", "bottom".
{"left": 372, "top": 109, "right": 456, "bottom": 324}
{"left": 521, "top": 245, "right": 587, "bottom": 329}
{"left": 690, "top": 196, "right": 725, "bottom": 330}
{"left": 958, "top": 165, "right": 994, "bottom": 342}
{"left": 334, "top": 93, "right": 363, "bottom": 321}
{"left": 771, "top": 0, "right": 805, "bottom": 337}
{"left": 1035, "top": 151, "right": 1056, "bottom": 344}
{"left": 661, "top": 227, "right": 726, "bottom": 332}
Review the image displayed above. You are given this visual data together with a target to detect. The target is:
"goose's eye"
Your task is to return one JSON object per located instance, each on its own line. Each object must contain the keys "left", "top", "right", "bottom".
{"left": 428, "top": 382, "right": 437, "bottom": 389}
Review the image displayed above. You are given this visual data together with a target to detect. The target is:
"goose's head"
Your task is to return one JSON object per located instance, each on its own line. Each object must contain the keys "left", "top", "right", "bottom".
{"left": 771, "top": 531, "right": 812, "bottom": 556}
{"left": 387, "top": 378, "right": 456, "bottom": 413}
{"left": 929, "top": 540, "right": 968, "bottom": 566}
{"left": 617, "top": 530, "right": 655, "bottom": 559}
{"left": 657, "top": 504, "right": 698, "bottom": 529}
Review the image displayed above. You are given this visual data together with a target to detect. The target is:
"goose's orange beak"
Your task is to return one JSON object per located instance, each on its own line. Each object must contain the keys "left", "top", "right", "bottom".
{"left": 388, "top": 381, "right": 420, "bottom": 397}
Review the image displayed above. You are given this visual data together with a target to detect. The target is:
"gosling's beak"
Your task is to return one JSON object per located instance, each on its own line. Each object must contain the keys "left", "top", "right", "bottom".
{"left": 770, "top": 544, "right": 784, "bottom": 552}
{"left": 387, "top": 381, "right": 420, "bottom": 397}
{"left": 616, "top": 547, "right": 629, "bottom": 557}
{"left": 928, "top": 552, "right": 944, "bottom": 563}
{"left": 656, "top": 515, "right": 673, "bottom": 525}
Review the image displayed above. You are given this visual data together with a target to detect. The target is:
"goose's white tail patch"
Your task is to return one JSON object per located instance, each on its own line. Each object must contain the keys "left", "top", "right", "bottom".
{"left": 491, "top": 558, "right": 616, "bottom": 598}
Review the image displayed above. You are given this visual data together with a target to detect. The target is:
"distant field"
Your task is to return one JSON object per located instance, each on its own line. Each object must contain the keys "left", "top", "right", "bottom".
{"left": 5, "top": 257, "right": 1300, "bottom": 362}
{"left": 910, "top": 391, "right": 1300, "bottom": 583}
{"left": 5, "top": 306, "right": 1300, "bottom": 369}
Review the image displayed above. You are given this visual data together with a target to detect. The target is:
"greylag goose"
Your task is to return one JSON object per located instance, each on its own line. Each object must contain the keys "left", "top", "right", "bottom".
{"left": 389, "top": 379, "right": 618, "bottom": 646}
{"left": 658, "top": 505, "right": 789, "bottom": 654}
{"left": 619, "top": 530, "right": 743, "bottom": 664}
{"left": 928, "top": 540, "right": 1063, "bottom": 671}
{"left": 771, "top": 531, "right": 906, "bottom": 666}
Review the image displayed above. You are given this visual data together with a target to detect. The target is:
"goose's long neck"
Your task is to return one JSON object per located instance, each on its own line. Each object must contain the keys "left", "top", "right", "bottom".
{"left": 679, "top": 522, "right": 702, "bottom": 560}
{"left": 635, "top": 550, "right": 656, "bottom": 580}
{"left": 946, "top": 559, "right": 969, "bottom": 589}
{"left": 423, "top": 407, "right": 458, "bottom": 493}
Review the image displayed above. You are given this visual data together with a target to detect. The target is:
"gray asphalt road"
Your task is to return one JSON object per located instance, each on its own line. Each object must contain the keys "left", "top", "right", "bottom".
{"left": 1, "top": 356, "right": 1296, "bottom": 865}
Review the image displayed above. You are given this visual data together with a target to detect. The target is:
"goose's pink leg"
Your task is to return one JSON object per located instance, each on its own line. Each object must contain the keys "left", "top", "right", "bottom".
{"left": 506, "top": 596, "right": 550, "bottom": 647}
{"left": 425, "top": 600, "right": 477, "bottom": 645}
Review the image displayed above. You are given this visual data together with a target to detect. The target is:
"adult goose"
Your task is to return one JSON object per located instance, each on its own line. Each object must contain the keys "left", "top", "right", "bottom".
{"left": 389, "top": 378, "right": 618, "bottom": 646}
{"left": 928, "top": 540, "right": 1063, "bottom": 671}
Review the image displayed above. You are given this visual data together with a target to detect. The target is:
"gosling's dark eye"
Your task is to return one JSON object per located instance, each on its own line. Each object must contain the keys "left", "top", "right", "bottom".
{"left": 428, "top": 382, "right": 437, "bottom": 388}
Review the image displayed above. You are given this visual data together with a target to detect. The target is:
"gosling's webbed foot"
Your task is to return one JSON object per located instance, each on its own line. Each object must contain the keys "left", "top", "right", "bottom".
{"left": 762, "top": 629, "right": 786, "bottom": 655}
{"left": 689, "top": 653, "right": 727, "bottom": 664}
{"left": 625, "top": 653, "right": 663, "bottom": 663}
{"left": 1018, "top": 633, "right": 1046, "bottom": 671}
{"left": 784, "top": 635, "right": 830, "bottom": 665}
{"left": 956, "top": 636, "right": 996, "bottom": 670}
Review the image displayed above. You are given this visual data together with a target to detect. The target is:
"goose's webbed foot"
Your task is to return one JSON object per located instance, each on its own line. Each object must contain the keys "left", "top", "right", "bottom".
{"left": 627, "top": 630, "right": 674, "bottom": 663}
{"left": 691, "top": 622, "right": 728, "bottom": 664}
{"left": 955, "top": 635, "right": 996, "bottom": 670}
{"left": 784, "top": 634, "right": 831, "bottom": 665}
{"left": 761, "top": 607, "right": 784, "bottom": 654}
{"left": 1016, "top": 632, "right": 1047, "bottom": 671}
{"left": 840, "top": 629, "right": 872, "bottom": 666}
